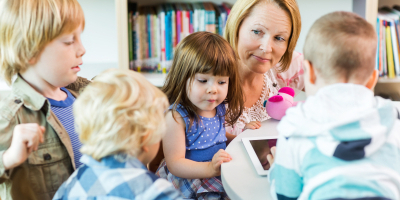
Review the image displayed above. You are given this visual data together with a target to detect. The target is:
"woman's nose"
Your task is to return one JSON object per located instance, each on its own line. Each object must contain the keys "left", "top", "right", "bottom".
{"left": 259, "top": 36, "right": 273, "bottom": 53}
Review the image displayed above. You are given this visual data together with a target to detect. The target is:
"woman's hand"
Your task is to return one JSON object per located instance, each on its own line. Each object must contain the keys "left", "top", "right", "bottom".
{"left": 243, "top": 121, "right": 261, "bottom": 131}
{"left": 208, "top": 149, "right": 232, "bottom": 176}
{"left": 266, "top": 146, "right": 276, "bottom": 166}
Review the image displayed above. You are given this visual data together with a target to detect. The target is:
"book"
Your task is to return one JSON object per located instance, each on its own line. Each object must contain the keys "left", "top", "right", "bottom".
{"left": 386, "top": 21, "right": 396, "bottom": 78}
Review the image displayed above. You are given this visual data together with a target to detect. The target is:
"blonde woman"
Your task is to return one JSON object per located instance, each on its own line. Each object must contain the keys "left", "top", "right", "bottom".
{"left": 224, "top": 0, "right": 304, "bottom": 137}
{"left": 53, "top": 69, "right": 183, "bottom": 199}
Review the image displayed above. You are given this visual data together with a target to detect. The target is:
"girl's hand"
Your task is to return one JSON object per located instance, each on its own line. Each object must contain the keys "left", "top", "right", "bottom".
{"left": 3, "top": 124, "right": 45, "bottom": 170}
{"left": 208, "top": 149, "right": 232, "bottom": 176}
{"left": 266, "top": 146, "right": 276, "bottom": 166}
{"left": 243, "top": 121, "right": 261, "bottom": 131}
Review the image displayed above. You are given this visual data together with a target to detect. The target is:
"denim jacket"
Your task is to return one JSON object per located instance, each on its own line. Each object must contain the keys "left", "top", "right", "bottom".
{"left": 0, "top": 75, "right": 90, "bottom": 200}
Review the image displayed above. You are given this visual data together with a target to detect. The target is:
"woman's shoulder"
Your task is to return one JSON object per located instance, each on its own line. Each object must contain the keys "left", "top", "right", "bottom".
{"left": 274, "top": 51, "right": 305, "bottom": 90}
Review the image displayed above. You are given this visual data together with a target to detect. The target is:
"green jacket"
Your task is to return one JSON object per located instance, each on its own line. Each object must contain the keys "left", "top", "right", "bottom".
{"left": 0, "top": 75, "right": 90, "bottom": 200}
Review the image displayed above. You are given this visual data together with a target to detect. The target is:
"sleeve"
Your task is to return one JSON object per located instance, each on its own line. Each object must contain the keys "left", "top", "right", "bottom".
{"left": 142, "top": 175, "right": 184, "bottom": 200}
{"left": 268, "top": 134, "right": 303, "bottom": 200}
{"left": 0, "top": 115, "right": 17, "bottom": 182}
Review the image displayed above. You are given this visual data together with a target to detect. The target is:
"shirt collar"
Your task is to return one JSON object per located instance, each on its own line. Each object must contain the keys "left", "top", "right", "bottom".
{"left": 80, "top": 154, "right": 147, "bottom": 170}
{"left": 12, "top": 75, "right": 47, "bottom": 111}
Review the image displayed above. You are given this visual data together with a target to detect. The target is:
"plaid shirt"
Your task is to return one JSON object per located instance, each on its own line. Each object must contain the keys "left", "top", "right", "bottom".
{"left": 53, "top": 154, "right": 183, "bottom": 200}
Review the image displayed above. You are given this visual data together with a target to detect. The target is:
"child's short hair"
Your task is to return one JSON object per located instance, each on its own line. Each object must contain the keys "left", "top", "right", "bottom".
{"left": 0, "top": 0, "right": 85, "bottom": 85}
{"left": 303, "top": 11, "right": 377, "bottom": 82}
{"left": 74, "top": 69, "right": 169, "bottom": 161}
{"left": 162, "top": 31, "right": 244, "bottom": 126}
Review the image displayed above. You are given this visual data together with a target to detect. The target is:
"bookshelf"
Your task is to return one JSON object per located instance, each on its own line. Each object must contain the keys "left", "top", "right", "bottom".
{"left": 114, "top": 0, "right": 393, "bottom": 87}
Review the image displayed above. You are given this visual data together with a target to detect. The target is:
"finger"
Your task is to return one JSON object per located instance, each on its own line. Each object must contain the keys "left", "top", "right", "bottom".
{"left": 267, "top": 154, "right": 274, "bottom": 165}
{"left": 271, "top": 146, "right": 277, "bottom": 157}
{"left": 39, "top": 128, "right": 45, "bottom": 143}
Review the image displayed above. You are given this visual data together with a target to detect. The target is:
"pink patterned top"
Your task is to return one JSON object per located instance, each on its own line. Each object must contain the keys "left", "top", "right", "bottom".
{"left": 226, "top": 51, "right": 305, "bottom": 135}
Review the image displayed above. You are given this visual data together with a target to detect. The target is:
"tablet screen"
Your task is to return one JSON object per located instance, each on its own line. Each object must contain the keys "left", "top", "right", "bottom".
{"left": 249, "top": 139, "right": 277, "bottom": 170}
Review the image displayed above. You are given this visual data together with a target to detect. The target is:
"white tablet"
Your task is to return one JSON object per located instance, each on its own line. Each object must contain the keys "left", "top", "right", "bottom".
{"left": 242, "top": 136, "right": 278, "bottom": 176}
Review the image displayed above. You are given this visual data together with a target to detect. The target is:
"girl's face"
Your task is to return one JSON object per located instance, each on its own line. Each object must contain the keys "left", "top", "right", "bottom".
{"left": 237, "top": 3, "right": 291, "bottom": 74}
{"left": 186, "top": 73, "right": 229, "bottom": 118}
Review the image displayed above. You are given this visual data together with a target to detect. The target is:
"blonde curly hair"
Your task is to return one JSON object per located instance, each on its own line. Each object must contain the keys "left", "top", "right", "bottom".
{"left": 74, "top": 69, "right": 169, "bottom": 160}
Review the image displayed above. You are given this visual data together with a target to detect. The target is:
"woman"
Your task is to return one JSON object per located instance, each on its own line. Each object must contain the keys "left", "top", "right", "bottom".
{"left": 224, "top": 0, "right": 304, "bottom": 137}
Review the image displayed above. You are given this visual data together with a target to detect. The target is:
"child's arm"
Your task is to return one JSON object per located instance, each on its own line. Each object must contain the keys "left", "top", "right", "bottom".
{"left": 268, "top": 135, "right": 303, "bottom": 199}
{"left": 2, "top": 124, "right": 45, "bottom": 170}
{"left": 163, "top": 111, "right": 232, "bottom": 179}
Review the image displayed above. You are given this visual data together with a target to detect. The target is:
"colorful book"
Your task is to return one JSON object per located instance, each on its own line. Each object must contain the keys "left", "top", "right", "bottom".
{"left": 386, "top": 21, "right": 396, "bottom": 78}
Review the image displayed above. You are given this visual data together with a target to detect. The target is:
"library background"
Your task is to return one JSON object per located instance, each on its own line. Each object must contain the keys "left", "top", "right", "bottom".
{"left": 0, "top": 0, "right": 400, "bottom": 100}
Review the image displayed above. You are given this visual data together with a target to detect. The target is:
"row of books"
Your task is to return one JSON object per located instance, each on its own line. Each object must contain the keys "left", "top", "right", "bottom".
{"left": 376, "top": 6, "right": 400, "bottom": 78}
{"left": 128, "top": 2, "right": 233, "bottom": 73}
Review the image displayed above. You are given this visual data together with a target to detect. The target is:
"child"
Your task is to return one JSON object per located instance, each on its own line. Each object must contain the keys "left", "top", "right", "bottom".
{"left": 53, "top": 69, "right": 183, "bottom": 199}
{"left": 0, "top": 0, "right": 89, "bottom": 199}
{"left": 156, "top": 31, "right": 244, "bottom": 199}
{"left": 268, "top": 11, "right": 400, "bottom": 199}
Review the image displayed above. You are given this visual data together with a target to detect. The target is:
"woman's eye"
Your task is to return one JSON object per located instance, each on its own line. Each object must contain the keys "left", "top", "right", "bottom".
{"left": 275, "top": 36, "right": 285, "bottom": 41}
{"left": 252, "top": 30, "right": 261, "bottom": 35}
{"left": 198, "top": 79, "right": 207, "bottom": 83}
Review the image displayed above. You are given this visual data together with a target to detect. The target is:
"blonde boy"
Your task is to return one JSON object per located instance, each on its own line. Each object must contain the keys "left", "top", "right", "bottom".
{"left": 53, "top": 69, "right": 183, "bottom": 199}
{"left": 0, "top": 0, "right": 89, "bottom": 199}
{"left": 268, "top": 12, "right": 400, "bottom": 199}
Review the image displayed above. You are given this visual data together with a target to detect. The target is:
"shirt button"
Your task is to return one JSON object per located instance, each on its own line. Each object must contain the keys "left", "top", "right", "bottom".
{"left": 43, "top": 153, "right": 52, "bottom": 161}
{"left": 14, "top": 99, "right": 21, "bottom": 104}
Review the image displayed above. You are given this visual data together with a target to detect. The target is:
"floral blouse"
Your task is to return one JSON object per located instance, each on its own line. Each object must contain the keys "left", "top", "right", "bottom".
{"left": 226, "top": 51, "right": 305, "bottom": 135}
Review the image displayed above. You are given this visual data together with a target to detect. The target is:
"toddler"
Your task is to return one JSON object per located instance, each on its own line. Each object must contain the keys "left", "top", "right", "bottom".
{"left": 268, "top": 11, "right": 400, "bottom": 200}
{"left": 53, "top": 69, "right": 183, "bottom": 199}
{"left": 156, "top": 31, "right": 244, "bottom": 199}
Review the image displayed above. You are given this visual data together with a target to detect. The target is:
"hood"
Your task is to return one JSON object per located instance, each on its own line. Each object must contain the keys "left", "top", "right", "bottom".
{"left": 277, "top": 83, "right": 398, "bottom": 160}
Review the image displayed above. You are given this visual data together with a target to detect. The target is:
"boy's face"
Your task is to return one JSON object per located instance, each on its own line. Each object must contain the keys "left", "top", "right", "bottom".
{"left": 31, "top": 25, "right": 86, "bottom": 87}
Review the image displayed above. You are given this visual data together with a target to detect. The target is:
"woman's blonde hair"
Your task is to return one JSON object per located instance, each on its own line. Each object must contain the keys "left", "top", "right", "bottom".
{"left": 163, "top": 32, "right": 244, "bottom": 127}
{"left": 0, "top": 0, "right": 85, "bottom": 85}
{"left": 74, "top": 69, "right": 169, "bottom": 161}
{"left": 224, "top": 0, "right": 301, "bottom": 72}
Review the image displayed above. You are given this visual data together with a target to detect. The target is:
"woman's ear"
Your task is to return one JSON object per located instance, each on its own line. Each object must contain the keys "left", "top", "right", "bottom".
{"left": 303, "top": 60, "right": 317, "bottom": 85}
{"left": 365, "top": 69, "right": 378, "bottom": 91}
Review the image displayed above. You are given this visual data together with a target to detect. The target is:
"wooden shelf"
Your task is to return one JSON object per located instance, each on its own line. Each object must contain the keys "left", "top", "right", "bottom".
{"left": 378, "top": 77, "right": 400, "bottom": 83}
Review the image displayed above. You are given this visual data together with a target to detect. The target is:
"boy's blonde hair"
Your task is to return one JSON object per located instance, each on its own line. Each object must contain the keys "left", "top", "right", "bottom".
{"left": 0, "top": 0, "right": 85, "bottom": 85}
{"left": 303, "top": 11, "right": 377, "bottom": 82}
{"left": 74, "top": 69, "right": 169, "bottom": 161}
{"left": 224, "top": 0, "right": 301, "bottom": 72}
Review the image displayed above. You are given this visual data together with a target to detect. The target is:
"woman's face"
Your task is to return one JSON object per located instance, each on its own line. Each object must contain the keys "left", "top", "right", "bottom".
{"left": 237, "top": 3, "right": 292, "bottom": 74}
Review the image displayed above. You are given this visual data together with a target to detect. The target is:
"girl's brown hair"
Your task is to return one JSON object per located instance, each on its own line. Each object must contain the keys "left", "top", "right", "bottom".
{"left": 224, "top": 0, "right": 301, "bottom": 72}
{"left": 162, "top": 31, "right": 244, "bottom": 126}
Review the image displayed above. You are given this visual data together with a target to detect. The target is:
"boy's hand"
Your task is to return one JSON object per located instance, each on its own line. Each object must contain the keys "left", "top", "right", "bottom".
{"left": 266, "top": 146, "right": 276, "bottom": 166}
{"left": 243, "top": 121, "right": 261, "bottom": 131}
{"left": 3, "top": 124, "right": 45, "bottom": 170}
{"left": 208, "top": 149, "right": 232, "bottom": 176}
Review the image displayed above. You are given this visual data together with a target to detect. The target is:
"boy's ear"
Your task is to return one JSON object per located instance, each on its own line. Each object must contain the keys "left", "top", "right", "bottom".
{"left": 142, "top": 145, "right": 149, "bottom": 153}
{"left": 365, "top": 69, "right": 378, "bottom": 90}
{"left": 304, "top": 60, "right": 317, "bottom": 84}
{"left": 28, "top": 56, "right": 37, "bottom": 65}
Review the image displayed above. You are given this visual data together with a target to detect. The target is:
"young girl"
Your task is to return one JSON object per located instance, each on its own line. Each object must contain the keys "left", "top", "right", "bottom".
{"left": 156, "top": 32, "right": 244, "bottom": 199}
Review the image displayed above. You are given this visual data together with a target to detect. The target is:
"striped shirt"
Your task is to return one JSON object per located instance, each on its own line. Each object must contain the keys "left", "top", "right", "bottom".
{"left": 48, "top": 87, "right": 83, "bottom": 168}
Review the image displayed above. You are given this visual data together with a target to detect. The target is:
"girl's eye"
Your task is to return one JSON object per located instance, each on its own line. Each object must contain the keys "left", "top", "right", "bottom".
{"left": 275, "top": 36, "right": 285, "bottom": 41}
{"left": 252, "top": 30, "right": 261, "bottom": 35}
{"left": 198, "top": 79, "right": 207, "bottom": 83}
{"left": 218, "top": 81, "right": 226, "bottom": 84}
{"left": 64, "top": 41, "right": 74, "bottom": 45}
